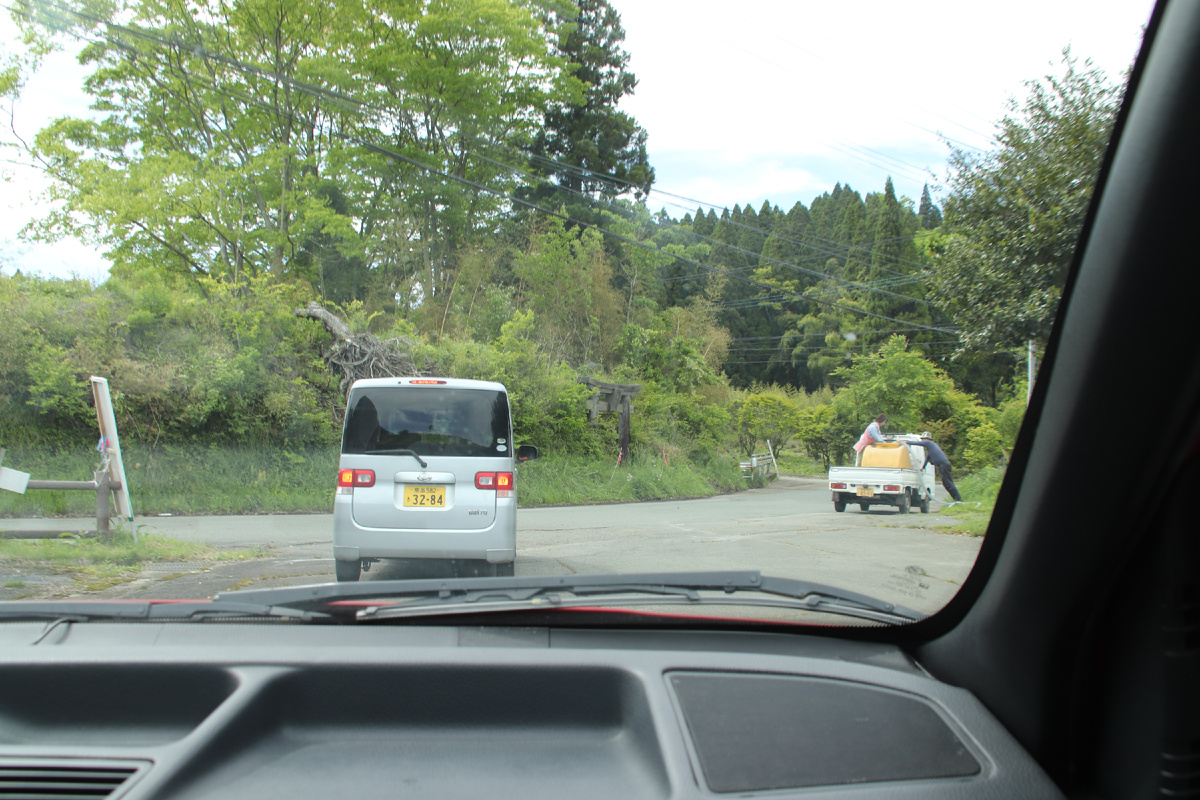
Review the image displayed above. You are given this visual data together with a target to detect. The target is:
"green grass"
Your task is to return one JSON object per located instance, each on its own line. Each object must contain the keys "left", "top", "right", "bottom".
{"left": 938, "top": 465, "right": 1007, "bottom": 536}
{"left": 1, "top": 445, "right": 751, "bottom": 516}
{"left": 516, "top": 452, "right": 745, "bottom": 506}
{"left": 0, "top": 528, "right": 257, "bottom": 566}
{"left": 1, "top": 444, "right": 339, "bottom": 517}
{"left": 0, "top": 527, "right": 265, "bottom": 594}
{"left": 773, "top": 449, "right": 827, "bottom": 477}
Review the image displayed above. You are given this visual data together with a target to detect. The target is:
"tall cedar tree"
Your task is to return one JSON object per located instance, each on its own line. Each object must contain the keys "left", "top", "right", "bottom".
{"left": 526, "top": 0, "right": 655, "bottom": 228}
{"left": 919, "top": 184, "right": 943, "bottom": 229}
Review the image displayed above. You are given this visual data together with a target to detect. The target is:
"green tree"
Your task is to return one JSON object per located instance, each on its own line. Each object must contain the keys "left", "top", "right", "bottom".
{"left": 734, "top": 387, "right": 802, "bottom": 458}
{"left": 918, "top": 183, "right": 942, "bottom": 229}
{"left": 525, "top": 0, "right": 654, "bottom": 227}
{"left": 828, "top": 335, "right": 999, "bottom": 468}
{"left": 796, "top": 403, "right": 838, "bottom": 470}
{"left": 19, "top": 0, "right": 576, "bottom": 296}
{"left": 927, "top": 50, "right": 1120, "bottom": 351}
{"left": 513, "top": 217, "right": 622, "bottom": 367}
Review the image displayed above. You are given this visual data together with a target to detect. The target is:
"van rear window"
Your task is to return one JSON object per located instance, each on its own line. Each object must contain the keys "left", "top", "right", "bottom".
{"left": 342, "top": 387, "right": 512, "bottom": 457}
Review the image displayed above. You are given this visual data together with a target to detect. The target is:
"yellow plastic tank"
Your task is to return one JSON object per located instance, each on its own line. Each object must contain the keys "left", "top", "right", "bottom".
{"left": 861, "top": 442, "right": 913, "bottom": 469}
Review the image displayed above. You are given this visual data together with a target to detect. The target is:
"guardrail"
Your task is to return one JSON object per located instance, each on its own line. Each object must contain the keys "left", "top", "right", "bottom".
{"left": 1, "top": 448, "right": 125, "bottom": 539}
{"left": 740, "top": 442, "right": 779, "bottom": 480}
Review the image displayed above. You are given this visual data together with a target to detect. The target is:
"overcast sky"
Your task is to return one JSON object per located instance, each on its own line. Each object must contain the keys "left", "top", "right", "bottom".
{"left": 610, "top": 0, "right": 1154, "bottom": 216}
{"left": 0, "top": 0, "right": 1156, "bottom": 281}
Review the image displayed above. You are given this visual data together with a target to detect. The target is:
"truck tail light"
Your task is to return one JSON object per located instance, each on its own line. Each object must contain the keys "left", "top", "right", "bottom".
{"left": 830, "top": 482, "right": 846, "bottom": 489}
{"left": 884, "top": 484, "right": 900, "bottom": 492}
{"left": 338, "top": 469, "right": 375, "bottom": 488}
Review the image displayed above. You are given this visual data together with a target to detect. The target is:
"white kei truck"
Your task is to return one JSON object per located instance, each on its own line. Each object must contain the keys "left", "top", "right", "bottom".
{"left": 828, "top": 434, "right": 937, "bottom": 514}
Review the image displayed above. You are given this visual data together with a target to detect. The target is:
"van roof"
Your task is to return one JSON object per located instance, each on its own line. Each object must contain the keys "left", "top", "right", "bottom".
{"left": 347, "top": 377, "right": 508, "bottom": 393}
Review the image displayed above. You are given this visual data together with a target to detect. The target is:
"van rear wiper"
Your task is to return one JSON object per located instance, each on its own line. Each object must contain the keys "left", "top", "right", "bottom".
{"left": 363, "top": 448, "right": 428, "bottom": 467}
{"left": 216, "top": 571, "right": 925, "bottom": 626}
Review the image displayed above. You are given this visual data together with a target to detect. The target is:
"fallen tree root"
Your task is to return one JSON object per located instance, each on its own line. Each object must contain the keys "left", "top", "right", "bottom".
{"left": 294, "top": 301, "right": 426, "bottom": 397}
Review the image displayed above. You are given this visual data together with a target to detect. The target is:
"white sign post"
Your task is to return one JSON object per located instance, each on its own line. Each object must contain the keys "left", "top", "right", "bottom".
{"left": 90, "top": 377, "right": 134, "bottom": 528}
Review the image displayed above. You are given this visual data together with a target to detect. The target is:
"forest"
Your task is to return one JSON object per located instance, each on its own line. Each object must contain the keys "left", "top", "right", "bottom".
{"left": 0, "top": 0, "right": 1123, "bottom": 479}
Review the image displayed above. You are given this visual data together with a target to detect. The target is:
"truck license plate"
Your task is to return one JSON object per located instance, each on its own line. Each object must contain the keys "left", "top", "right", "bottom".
{"left": 856, "top": 487, "right": 874, "bottom": 497}
{"left": 404, "top": 486, "right": 446, "bottom": 507}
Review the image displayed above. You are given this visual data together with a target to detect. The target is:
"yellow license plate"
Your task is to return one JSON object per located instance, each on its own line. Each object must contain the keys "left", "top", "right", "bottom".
{"left": 856, "top": 487, "right": 874, "bottom": 497}
{"left": 404, "top": 486, "right": 446, "bottom": 507}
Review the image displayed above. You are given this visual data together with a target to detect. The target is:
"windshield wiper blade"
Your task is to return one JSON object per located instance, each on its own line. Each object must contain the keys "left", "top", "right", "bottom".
{"left": 215, "top": 571, "right": 925, "bottom": 626}
{"left": 363, "top": 448, "right": 428, "bottom": 467}
{"left": 0, "top": 600, "right": 334, "bottom": 623}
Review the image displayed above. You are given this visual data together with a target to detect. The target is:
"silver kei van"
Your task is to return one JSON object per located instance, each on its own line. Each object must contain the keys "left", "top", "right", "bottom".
{"left": 332, "top": 377, "right": 538, "bottom": 582}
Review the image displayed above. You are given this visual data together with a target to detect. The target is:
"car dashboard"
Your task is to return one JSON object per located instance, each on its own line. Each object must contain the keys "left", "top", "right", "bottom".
{"left": 0, "top": 621, "right": 1063, "bottom": 799}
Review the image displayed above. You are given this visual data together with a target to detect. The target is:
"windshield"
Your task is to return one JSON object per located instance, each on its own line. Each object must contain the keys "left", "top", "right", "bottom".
{"left": 0, "top": 0, "right": 1154, "bottom": 624}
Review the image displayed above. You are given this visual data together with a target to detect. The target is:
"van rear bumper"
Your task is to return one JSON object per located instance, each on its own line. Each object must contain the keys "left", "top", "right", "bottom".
{"left": 333, "top": 545, "right": 516, "bottom": 564}
{"left": 332, "top": 499, "right": 517, "bottom": 563}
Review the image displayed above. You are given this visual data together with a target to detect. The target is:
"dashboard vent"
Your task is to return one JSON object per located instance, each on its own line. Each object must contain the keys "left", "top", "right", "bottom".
{"left": 0, "top": 759, "right": 146, "bottom": 799}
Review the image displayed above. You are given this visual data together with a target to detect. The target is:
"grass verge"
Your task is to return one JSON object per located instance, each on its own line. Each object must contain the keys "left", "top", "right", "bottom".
{"left": 773, "top": 449, "right": 828, "bottom": 477}
{"left": 2, "top": 446, "right": 753, "bottom": 515}
{"left": 516, "top": 452, "right": 746, "bottom": 506}
{"left": 0, "top": 526, "right": 266, "bottom": 595}
{"left": 937, "top": 465, "right": 1007, "bottom": 536}
{"left": 0, "top": 445, "right": 338, "bottom": 517}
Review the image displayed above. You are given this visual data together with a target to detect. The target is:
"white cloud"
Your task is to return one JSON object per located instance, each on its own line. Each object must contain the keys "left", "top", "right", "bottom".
{"left": 0, "top": 19, "right": 103, "bottom": 280}
{"left": 610, "top": 0, "right": 1154, "bottom": 210}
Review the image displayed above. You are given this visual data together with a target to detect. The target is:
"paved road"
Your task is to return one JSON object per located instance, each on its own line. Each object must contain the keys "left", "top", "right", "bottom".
{"left": 3, "top": 477, "right": 982, "bottom": 615}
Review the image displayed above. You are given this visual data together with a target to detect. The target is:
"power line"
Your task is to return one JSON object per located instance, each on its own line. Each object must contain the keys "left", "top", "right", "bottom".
{"left": 459, "top": 133, "right": 939, "bottom": 282}
{"left": 729, "top": 327, "right": 944, "bottom": 342}
{"left": 28, "top": 0, "right": 941, "bottom": 290}
{"left": 12, "top": 0, "right": 961, "bottom": 336}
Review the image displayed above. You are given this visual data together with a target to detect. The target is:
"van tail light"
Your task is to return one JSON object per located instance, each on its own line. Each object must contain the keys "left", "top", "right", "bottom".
{"left": 884, "top": 484, "right": 900, "bottom": 492}
{"left": 830, "top": 482, "right": 846, "bottom": 490}
{"left": 338, "top": 469, "right": 375, "bottom": 488}
{"left": 476, "top": 472, "right": 514, "bottom": 497}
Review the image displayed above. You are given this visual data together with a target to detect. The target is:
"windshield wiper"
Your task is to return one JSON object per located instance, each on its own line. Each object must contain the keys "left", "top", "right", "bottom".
{"left": 0, "top": 600, "right": 334, "bottom": 625}
{"left": 363, "top": 448, "right": 428, "bottom": 467}
{"left": 215, "top": 571, "right": 925, "bottom": 626}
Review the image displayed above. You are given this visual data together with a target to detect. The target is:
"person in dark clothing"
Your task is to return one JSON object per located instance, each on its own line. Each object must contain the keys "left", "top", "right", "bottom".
{"left": 911, "top": 432, "right": 963, "bottom": 503}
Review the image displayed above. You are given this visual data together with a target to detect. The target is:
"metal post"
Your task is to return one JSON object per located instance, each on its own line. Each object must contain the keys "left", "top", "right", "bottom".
{"left": 95, "top": 469, "right": 111, "bottom": 537}
{"left": 618, "top": 396, "right": 631, "bottom": 465}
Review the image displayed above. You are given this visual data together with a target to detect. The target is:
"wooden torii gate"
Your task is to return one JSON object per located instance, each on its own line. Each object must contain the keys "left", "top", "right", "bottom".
{"left": 578, "top": 377, "right": 641, "bottom": 464}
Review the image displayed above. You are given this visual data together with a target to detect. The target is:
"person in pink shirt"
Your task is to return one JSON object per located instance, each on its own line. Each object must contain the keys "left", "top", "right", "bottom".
{"left": 852, "top": 414, "right": 887, "bottom": 465}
